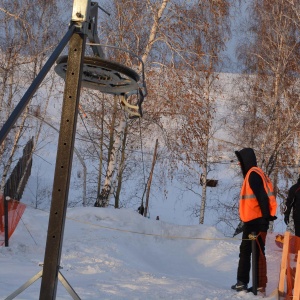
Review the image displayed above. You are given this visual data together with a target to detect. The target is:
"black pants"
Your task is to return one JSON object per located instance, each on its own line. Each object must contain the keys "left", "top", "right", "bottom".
{"left": 237, "top": 227, "right": 267, "bottom": 287}
{"left": 294, "top": 219, "right": 300, "bottom": 237}
{"left": 293, "top": 220, "right": 300, "bottom": 258}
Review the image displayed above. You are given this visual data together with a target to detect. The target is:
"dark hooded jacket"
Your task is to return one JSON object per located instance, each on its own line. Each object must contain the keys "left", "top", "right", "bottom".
{"left": 235, "top": 148, "right": 270, "bottom": 231}
{"left": 285, "top": 177, "right": 300, "bottom": 220}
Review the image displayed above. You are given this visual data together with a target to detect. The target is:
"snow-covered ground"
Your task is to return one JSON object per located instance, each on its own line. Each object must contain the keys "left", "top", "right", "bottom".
{"left": 0, "top": 206, "right": 282, "bottom": 299}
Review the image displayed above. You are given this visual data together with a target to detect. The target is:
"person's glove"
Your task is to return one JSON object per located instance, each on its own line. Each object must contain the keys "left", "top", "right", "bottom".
{"left": 284, "top": 215, "right": 289, "bottom": 225}
{"left": 266, "top": 215, "right": 277, "bottom": 222}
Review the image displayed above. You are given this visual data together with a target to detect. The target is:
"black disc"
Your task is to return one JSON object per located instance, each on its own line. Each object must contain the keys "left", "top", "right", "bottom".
{"left": 54, "top": 56, "right": 140, "bottom": 95}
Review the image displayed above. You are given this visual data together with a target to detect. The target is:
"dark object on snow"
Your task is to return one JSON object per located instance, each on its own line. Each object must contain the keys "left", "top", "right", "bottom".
{"left": 200, "top": 174, "right": 218, "bottom": 187}
{"left": 156, "top": 216, "right": 159, "bottom": 220}
{"left": 138, "top": 205, "right": 144, "bottom": 216}
{"left": 233, "top": 221, "right": 244, "bottom": 237}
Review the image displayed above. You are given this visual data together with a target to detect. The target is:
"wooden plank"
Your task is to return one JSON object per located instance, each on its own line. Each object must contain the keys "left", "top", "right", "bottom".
{"left": 278, "top": 231, "right": 290, "bottom": 296}
{"left": 293, "top": 250, "right": 300, "bottom": 300}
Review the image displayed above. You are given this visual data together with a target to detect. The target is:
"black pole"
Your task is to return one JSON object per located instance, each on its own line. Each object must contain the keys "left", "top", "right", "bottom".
{"left": 251, "top": 231, "right": 257, "bottom": 295}
{"left": 4, "top": 196, "right": 8, "bottom": 247}
{"left": 0, "top": 25, "right": 75, "bottom": 145}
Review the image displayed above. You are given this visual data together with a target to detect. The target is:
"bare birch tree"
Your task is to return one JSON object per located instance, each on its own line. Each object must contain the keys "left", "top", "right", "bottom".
{"left": 80, "top": 1, "right": 231, "bottom": 217}
{"left": 153, "top": 1, "right": 231, "bottom": 224}
{"left": 0, "top": 0, "right": 68, "bottom": 195}
{"left": 233, "top": 0, "right": 300, "bottom": 203}
{"left": 89, "top": 0, "right": 171, "bottom": 207}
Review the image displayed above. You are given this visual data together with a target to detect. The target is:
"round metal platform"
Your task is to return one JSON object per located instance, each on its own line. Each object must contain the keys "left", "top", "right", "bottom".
{"left": 54, "top": 56, "right": 140, "bottom": 95}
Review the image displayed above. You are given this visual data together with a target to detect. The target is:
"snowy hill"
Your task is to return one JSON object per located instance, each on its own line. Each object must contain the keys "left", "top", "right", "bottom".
{"left": 0, "top": 206, "right": 281, "bottom": 299}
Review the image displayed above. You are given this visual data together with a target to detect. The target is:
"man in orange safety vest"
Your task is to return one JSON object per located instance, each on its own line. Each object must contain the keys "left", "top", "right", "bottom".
{"left": 231, "top": 148, "right": 277, "bottom": 295}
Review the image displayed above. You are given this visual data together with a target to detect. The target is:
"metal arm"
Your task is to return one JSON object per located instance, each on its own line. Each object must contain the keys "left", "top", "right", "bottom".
{"left": 0, "top": 25, "right": 75, "bottom": 145}
{"left": 87, "top": 2, "right": 105, "bottom": 57}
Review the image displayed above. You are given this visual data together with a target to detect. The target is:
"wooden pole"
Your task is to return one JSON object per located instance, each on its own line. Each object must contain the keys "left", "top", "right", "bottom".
{"left": 144, "top": 139, "right": 158, "bottom": 218}
{"left": 251, "top": 232, "right": 257, "bottom": 295}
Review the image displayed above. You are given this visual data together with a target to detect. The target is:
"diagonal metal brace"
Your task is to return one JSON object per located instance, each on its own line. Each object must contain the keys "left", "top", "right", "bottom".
{"left": 5, "top": 269, "right": 81, "bottom": 300}
{"left": 5, "top": 270, "right": 43, "bottom": 300}
{"left": 0, "top": 26, "right": 75, "bottom": 145}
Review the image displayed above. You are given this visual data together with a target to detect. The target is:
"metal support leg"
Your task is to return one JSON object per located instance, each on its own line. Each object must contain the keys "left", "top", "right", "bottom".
{"left": 5, "top": 269, "right": 81, "bottom": 300}
{"left": 5, "top": 270, "right": 43, "bottom": 300}
{"left": 58, "top": 272, "right": 81, "bottom": 300}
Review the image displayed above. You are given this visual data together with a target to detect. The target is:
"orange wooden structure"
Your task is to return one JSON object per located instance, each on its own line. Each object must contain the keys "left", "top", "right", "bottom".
{"left": 277, "top": 231, "right": 300, "bottom": 300}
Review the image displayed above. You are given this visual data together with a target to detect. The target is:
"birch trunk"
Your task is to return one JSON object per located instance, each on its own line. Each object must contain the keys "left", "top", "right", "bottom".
{"left": 0, "top": 105, "right": 30, "bottom": 194}
{"left": 114, "top": 124, "right": 128, "bottom": 208}
{"left": 199, "top": 141, "right": 209, "bottom": 225}
{"left": 95, "top": 115, "right": 126, "bottom": 207}
{"left": 95, "top": 0, "right": 170, "bottom": 208}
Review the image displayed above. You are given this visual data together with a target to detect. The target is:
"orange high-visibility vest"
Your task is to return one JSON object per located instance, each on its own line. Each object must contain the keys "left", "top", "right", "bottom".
{"left": 239, "top": 167, "right": 277, "bottom": 222}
